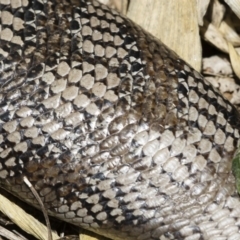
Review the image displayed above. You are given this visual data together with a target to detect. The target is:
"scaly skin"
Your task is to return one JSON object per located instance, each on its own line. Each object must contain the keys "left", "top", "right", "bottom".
{"left": 0, "top": 0, "right": 240, "bottom": 239}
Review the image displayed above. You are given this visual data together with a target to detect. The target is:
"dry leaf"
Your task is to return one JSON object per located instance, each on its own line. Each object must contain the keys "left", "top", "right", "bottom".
{"left": 210, "top": 0, "right": 226, "bottom": 27}
{"left": 228, "top": 42, "right": 240, "bottom": 79}
{"left": 224, "top": 0, "right": 240, "bottom": 19}
{"left": 203, "top": 55, "right": 232, "bottom": 76}
{"left": 79, "top": 230, "right": 110, "bottom": 240}
{"left": 0, "top": 194, "right": 59, "bottom": 240}
{"left": 98, "top": 0, "right": 110, "bottom": 5}
{"left": 201, "top": 20, "right": 229, "bottom": 53}
{"left": 0, "top": 225, "right": 24, "bottom": 240}
{"left": 231, "top": 87, "right": 240, "bottom": 104}
{"left": 98, "top": 0, "right": 128, "bottom": 14}
{"left": 219, "top": 20, "right": 240, "bottom": 46}
{"left": 197, "top": 0, "right": 211, "bottom": 26}
{"left": 112, "top": 0, "right": 128, "bottom": 14}
{"left": 127, "top": 0, "right": 201, "bottom": 71}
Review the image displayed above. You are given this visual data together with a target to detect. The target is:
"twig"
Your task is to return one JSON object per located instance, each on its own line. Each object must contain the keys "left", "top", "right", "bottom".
{"left": 23, "top": 176, "right": 53, "bottom": 240}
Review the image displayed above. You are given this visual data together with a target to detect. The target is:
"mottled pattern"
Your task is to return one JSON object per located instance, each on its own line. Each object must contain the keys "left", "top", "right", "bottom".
{"left": 0, "top": 0, "right": 240, "bottom": 239}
